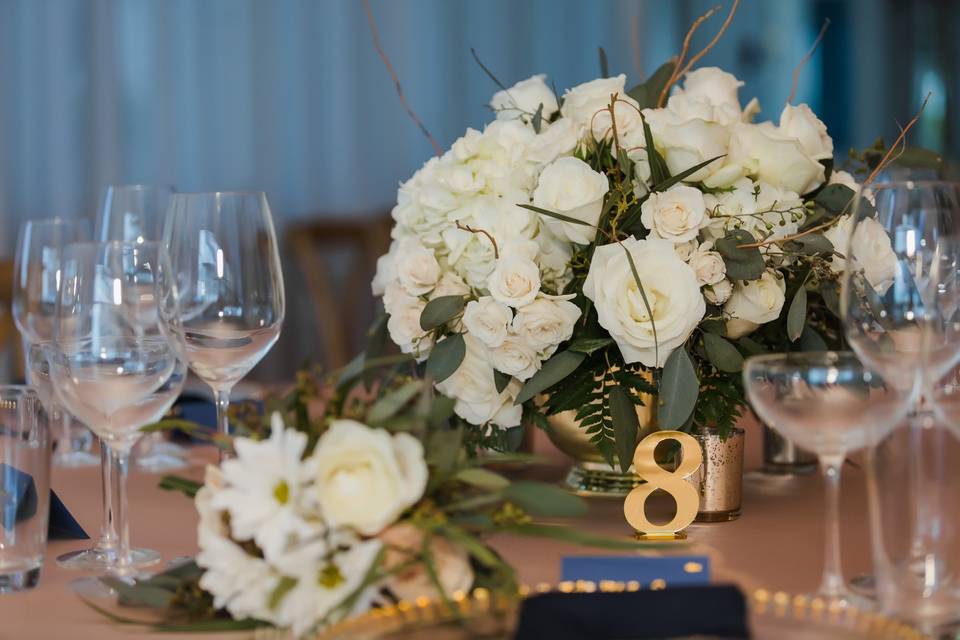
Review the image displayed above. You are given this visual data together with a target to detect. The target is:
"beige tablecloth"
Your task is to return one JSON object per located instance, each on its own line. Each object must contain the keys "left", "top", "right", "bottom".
{"left": 0, "top": 420, "right": 873, "bottom": 639}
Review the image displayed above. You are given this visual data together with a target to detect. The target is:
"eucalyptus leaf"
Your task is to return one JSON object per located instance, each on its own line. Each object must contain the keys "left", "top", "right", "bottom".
{"left": 787, "top": 286, "right": 807, "bottom": 342}
{"left": 515, "top": 350, "right": 586, "bottom": 405}
{"left": 716, "top": 230, "right": 765, "bottom": 281}
{"left": 425, "top": 334, "right": 466, "bottom": 383}
{"left": 658, "top": 347, "right": 699, "bottom": 430}
{"left": 428, "top": 395, "right": 457, "bottom": 428}
{"left": 702, "top": 333, "right": 744, "bottom": 373}
{"left": 567, "top": 337, "right": 613, "bottom": 354}
{"left": 502, "top": 481, "right": 587, "bottom": 517}
{"left": 820, "top": 282, "right": 841, "bottom": 318}
{"left": 455, "top": 467, "right": 510, "bottom": 490}
{"left": 626, "top": 61, "right": 675, "bottom": 110}
{"left": 608, "top": 385, "right": 640, "bottom": 473}
{"left": 503, "top": 425, "right": 526, "bottom": 452}
{"left": 420, "top": 295, "right": 465, "bottom": 331}
{"left": 737, "top": 336, "right": 767, "bottom": 356}
{"left": 157, "top": 475, "right": 201, "bottom": 498}
{"left": 438, "top": 524, "right": 506, "bottom": 569}
{"left": 101, "top": 578, "right": 173, "bottom": 609}
{"left": 366, "top": 380, "right": 423, "bottom": 425}
{"left": 799, "top": 326, "right": 828, "bottom": 351}
{"left": 426, "top": 426, "right": 463, "bottom": 472}
{"left": 814, "top": 184, "right": 855, "bottom": 215}
{"left": 784, "top": 233, "right": 834, "bottom": 255}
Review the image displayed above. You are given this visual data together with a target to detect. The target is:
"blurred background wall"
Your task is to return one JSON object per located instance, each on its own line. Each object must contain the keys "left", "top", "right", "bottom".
{"left": 0, "top": 0, "right": 955, "bottom": 380}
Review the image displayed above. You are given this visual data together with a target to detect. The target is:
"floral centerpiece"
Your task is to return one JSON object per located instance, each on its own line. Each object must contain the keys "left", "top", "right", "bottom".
{"left": 370, "top": 33, "right": 916, "bottom": 473}
{"left": 97, "top": 363, "right": 641, "bottom": 638}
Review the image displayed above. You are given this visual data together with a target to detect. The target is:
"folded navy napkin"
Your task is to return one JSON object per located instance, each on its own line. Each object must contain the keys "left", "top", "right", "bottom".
{"left": 2, "top": 463, "right": 88, "bottom": 540}
{"left": 514, "top": 585, "right": 749, "bottom": 640}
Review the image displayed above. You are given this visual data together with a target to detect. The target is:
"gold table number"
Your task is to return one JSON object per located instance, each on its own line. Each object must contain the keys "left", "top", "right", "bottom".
{"left": 623, "top": 430, "right": 703, "bottom": 540}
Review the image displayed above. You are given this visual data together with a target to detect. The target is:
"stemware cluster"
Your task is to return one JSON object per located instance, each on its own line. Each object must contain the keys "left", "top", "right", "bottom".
{"left": 745, "top": 180, "right": 960, "bottom": 631}
{"left": 12, "top": 186, "right": 284, "bottom": 586}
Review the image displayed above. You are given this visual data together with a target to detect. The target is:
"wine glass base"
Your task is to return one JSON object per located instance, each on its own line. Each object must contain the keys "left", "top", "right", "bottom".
{"left": 135, "top": 453, "right": 188, "bottom": 473}
{"left": 801, "top": 589, "right": 874, "bottom": 611}
{"left": 849, "top": 573, "right": 876, "bottom": 599}
{"left": 55, "top": 547, "right": 161, "bottom": 572}
{"left": 53, "top": 450, "right": 100, "bottom": 468}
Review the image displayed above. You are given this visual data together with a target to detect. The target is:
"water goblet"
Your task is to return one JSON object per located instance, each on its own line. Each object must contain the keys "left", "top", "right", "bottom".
{"left": 744, "top": 351, "right": 916, "bottom": 604}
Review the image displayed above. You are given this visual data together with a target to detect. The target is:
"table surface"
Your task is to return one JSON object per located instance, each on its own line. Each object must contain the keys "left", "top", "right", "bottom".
{"left": 0, "top": 419, "right": 875, "bottom": 640}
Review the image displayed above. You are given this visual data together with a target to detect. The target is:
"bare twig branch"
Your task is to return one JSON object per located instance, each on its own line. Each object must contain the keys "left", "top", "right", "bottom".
{"left": 864, "top": 92, "right": 932, "bottom": 186}
{"left": 362, "top": 0, "right": 443, "bottom": 157}
{"left": 676, "top": 0, "right": 739, "bottom": 78}
{"left": 657, "top": 5, "right": 721, "bottom": 108}
{"left": 455, "top": 221, "right": 499, "bottom": 259}
{"left": 787, "top": 19, "right": 831, "bottom": 105}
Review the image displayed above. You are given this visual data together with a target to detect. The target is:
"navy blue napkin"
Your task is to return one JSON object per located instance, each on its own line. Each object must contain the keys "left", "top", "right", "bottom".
{"left": 513, "top": 585, "right": 749, "bottom": 640}
{"left": 1, "top": 463, "right": 88, "bottom": 540}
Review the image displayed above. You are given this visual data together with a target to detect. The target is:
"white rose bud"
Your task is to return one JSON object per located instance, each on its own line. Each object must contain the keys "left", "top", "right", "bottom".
{"left": 704, "top": 279, "right": 733, "bottom": 305}
{"left": 533, "top": 156, "right": 609, "bottom": 245}
{"left": 640, "top": 184, "right": 709, "bottom": 244}
{"left": 677, "top": 67, "right": 744, "bottom": 112}
{"left": 724, "top": 271, "right": 786, "bottom": 339}
{"left": 488, "top": 337, "right": 540, "bottom": 381}
{"left": 395, "top": 238, "right": 441, "bottom": 296}
{"left": 850, "top": 216, "right": 897, "bottom": 293}
{"left": 511, "top": 295, "right": 582, "bottom": 353}
{"left": 527, "top": 117, "right": 579, "bottom": 166}
{"left": 822, "top": 213, "right": 854, "bottom": 275}
{"left": 560, "top": 74, "right": 628, "bottom": 131}
{"left": 487, "top": 254, "right": 541, "bottom": 308}
{"left": 462, "top": 297, "right": 512, "bottom": 348}
{"left": 674, "top": 239, "right": 699, "bottom": 261}
{"left": 490, "top": 74, "right": 559, "bottom": 123}
{"left": 640, "top": 108, "right": 730, "bottom": 182}
{"left": 688, "top": 243, "right": 727, "bottom": 286}
{"left": 727, "top": 122, "right": 825, "bottom": 195}
{"left": 583, "top": 237, "right": 705, "bottom": 367}
{"left": 386, "top": 293, "right": 434, "bottom": 361}
{"left": 311, "top": 420, "right": 428, "bottom": 536}
{"left": 779, "top": 103, "right": 833, "bottom": 161}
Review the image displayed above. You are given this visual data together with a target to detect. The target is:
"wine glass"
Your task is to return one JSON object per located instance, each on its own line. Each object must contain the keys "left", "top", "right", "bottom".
{"left": 744, "top": 352, "right": 915, "bottom": 604}
{"left": 13, "top": 218, "right": 97, "bottom": 468}
{"left": 48, "top": 241, "right": 187, "bottom": 581}
{"left": 97, "top": 184, "right": 187, "bottom": 472}
{"left": 160, "top": 192, "right": 284, "bottom": 454}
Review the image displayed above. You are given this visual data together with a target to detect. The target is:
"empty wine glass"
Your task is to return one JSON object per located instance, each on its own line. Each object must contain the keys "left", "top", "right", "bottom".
{"left": 97, "top": 184, "right": 187, "bottom": 472}
{"left": 49, "top": 241, "right": 186, "bottom": 581}
{"left": 160, "top": 192, "right": 284, "bottom": 455}
{"left": 744, "top": 352, "right": 916, "bottom": 604}
{"left": 13, "top": 218, "right": 97, "bottom": 468}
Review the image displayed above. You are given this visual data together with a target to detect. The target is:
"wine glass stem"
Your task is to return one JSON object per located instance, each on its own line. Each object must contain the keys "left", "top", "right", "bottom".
{"left": 213, "top": 388, "right": 231, "bottom": 461}
{"left": 110, "top": 447, "right": 133, "bottom": 571}
{"left": 819, "top": 455, "right": 846, "bottom": 598}
{"left": 98, "top": 443, "right": 118, "bottom": 552}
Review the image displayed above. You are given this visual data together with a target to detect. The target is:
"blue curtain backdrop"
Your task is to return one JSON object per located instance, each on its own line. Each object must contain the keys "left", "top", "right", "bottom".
{"left": 0, "top": 0, "right": 951, "bottom": 377}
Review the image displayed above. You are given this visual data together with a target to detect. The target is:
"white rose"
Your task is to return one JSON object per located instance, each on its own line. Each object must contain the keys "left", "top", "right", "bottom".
{"left": 822, "top": 213, "right": 854, "bottom": 275}
{"left": 640, "top": 184, "right": 709, "bottom": 243}
{"left": 779, "top": 103, "right": 833, "bottom": 161}
{"left": 850, "top": 216, "right": 897, "bottom": 292}
{"left": 726, "top": 122, "right": 825, "bottom": 195}
{"left": 452, "top": 128, "right": 482, "bottom": 161}
{"left": 434, "top": 162, "right": 485, "bottom": 196}
{"left": 385, "top": 292, "right": 433, "bottom": 361}
{"left": 488, "top": 337, "right": 540, "bottom": 381}
{"left": 490, "top": 74, "right": 559, "bottom": 123}
{"left": 371, "top": 243, "right": 398, "bottom": 296}
{"left": 560, "top": 74, "right": 628, "bottom": 131}
{"left": 724, "top": 271, "right": 786, "bottom": 338}
{"left": 463, "top": 297, "right": 512, "bottom": 348}
{"left": 395, "top": 238, "right": 441, "bottom": 296}
{"left": 436, "top": 334, "right": 522, "bottom": 427}
{"left": 639, "top": 108, "right": 730, "bottom": 182}
{"left": 688, "top": 242, "right": 726, "bottom": 285}
{"left": 532, "top": 156, "right": 609, "bottom": 245}
{"left": 487, "top": 254, "right": 541, "bottom": 308}
{"left": 310, "top": 420, "right": 428, "bottom": 536}
{"left": 583, "top": 237, "right": 705, "bottom": 367}
{"left": 704, "top": 279, "right": 733, "bottom": 305}
{"left": 527, "top": 117, "right": 579, "bottom": 166}
{"left": 430, "top": 272, "right": 470, "bottom": 300}
{"left": 379, "top": 523, "right": 473, "bottom": 602}
{"left": 828, "top": 169, "right": 858, "bottom": 192}
{"left": 674, "top": 239, "right": 699, "bottom": 261}
{"left": 676, "top": 67, "right": 744, "bottom": 113}
{"left": 511, "top": 295, "right": 581, "bottom": 353}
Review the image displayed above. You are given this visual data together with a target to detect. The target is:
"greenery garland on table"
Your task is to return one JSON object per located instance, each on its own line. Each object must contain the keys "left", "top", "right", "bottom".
{"left": 92, "top": 352, "right": 653, "bottom": 637}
